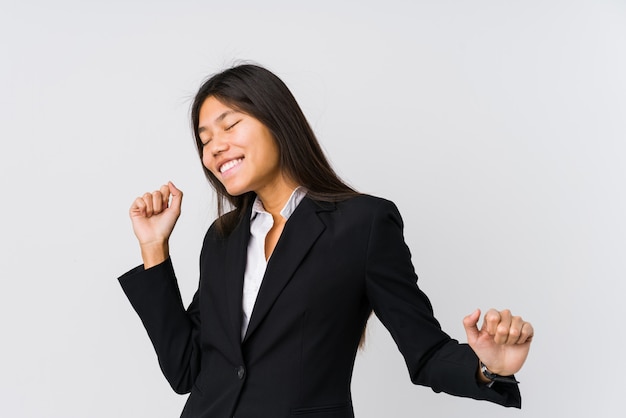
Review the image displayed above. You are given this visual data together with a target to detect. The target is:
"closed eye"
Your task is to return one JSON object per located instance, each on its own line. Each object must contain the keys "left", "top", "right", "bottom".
{"left": 225, "top": 120, "right": 241, "bottom": 131}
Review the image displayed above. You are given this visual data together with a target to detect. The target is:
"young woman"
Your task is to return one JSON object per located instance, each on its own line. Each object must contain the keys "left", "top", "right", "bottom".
{"left": 119, "top": 64, "right": 533, "bottom": 418}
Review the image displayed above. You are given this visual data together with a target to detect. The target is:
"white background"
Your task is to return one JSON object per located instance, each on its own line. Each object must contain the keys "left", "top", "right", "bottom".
{"left": 1, "top": 0, "right": 625, "bottom": 417}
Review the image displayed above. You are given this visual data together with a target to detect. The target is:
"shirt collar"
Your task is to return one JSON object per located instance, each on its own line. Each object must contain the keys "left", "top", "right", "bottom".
{"left": 251, "top": 186, "right": 307, "bottom": 221}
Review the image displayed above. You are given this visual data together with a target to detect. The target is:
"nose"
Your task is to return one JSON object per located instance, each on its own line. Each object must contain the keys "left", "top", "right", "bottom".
{"left": 202, "top": 135, "right": 228, "bottom": 171}
{"left": 209, "top": 135, "right": 228, "bottom": 157}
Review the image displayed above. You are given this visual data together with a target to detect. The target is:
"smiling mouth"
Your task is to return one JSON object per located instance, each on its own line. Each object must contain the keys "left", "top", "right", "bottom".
{"left": 219, "top": 158, "right": 244, "bottom": 174}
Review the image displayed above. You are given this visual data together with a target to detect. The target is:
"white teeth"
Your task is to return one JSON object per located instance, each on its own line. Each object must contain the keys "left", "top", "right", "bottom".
{"left": 219, "top": 158, "right": 243, "bottom": 173}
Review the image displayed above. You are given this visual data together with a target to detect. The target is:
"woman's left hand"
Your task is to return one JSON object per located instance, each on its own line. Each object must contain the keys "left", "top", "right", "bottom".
{"left": 463, "top": 308, "right": 534, "bottom": 376}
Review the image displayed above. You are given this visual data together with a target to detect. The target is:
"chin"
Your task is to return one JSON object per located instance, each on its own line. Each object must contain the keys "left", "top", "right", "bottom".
{"left": 223, "top": 184, "right": 252, "bottom": 197}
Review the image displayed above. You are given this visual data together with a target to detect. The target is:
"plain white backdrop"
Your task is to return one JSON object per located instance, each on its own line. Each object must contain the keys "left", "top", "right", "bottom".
{"left": 1, "top": 0, "right": 625, "bottom": 417}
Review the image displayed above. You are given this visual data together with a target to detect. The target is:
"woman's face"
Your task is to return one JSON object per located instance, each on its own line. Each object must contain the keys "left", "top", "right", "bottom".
{"left": 198, "top": 96, "right": 283, "bottom": 197}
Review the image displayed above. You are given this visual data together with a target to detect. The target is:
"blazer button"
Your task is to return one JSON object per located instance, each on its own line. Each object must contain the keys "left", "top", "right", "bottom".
{"left": 236, "top": 366, "right": 246, "bottom": 380}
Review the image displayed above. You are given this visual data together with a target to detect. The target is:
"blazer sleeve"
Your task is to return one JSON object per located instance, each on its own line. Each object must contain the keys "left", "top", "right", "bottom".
{"left": 118, "top": 258, "right": 201, "bottom": 394}
{"left": 364, "top": 199, "right": 522, "bottom": 408}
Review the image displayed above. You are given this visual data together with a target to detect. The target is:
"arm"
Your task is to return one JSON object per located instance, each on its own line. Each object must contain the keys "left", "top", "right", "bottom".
{"left": 364, "top": 199, "right": 526, "bottom": 407}
{"left": 118, "top": 260, "right": 201, "bottom": 394}
{"left": 119, "top": 182, "right": 202, "bottom": 394}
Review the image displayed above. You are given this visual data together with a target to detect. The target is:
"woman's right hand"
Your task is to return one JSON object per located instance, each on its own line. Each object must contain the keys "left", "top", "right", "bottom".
{"left": 129, "top": 181, "right": 183, "bottom": 268}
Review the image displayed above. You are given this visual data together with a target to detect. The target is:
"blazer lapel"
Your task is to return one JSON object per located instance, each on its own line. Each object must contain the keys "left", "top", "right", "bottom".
{"left": 224, "top": 207, "right": 252, "bottom": 347}
{"left": 242, "top": 198, "right": 333, "bottom": 342}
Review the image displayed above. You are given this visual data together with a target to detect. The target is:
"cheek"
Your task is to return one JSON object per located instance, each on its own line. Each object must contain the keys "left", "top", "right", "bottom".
{"left": 201, "top": 151, "right": 214, "bottom": 172}
{"left": 202, "top": 151, "right": 208, "bottom": 163}
{"left": 266, "top": 143, "right": 281, "bottom": 169}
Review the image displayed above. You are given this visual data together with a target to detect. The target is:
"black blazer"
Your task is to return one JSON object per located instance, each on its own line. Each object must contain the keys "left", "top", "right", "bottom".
{"left": 119, "top": 195, "right": 521, "bottom": 417}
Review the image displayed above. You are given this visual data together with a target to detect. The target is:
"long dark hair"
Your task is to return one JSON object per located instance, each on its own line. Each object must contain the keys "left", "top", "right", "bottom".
{"left": 191, "top": 64, "right": 359, "bottom": 234}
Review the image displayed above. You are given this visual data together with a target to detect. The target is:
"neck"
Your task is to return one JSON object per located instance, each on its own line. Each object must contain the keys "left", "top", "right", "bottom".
{"left": 255, "top": 177, "right": 298, "bottom": 219}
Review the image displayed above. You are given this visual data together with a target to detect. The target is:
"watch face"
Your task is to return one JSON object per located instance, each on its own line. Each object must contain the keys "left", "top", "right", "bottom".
{"left": 480, "top": 362, "right": 493, "bottom": 376}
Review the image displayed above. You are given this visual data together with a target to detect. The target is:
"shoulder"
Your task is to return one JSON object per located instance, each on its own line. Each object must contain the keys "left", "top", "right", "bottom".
{"left": 334, "top": 194, "right": 400, "bottom": 215}
{"left": 310, "top": 194, "right": 403, "bottom": 227}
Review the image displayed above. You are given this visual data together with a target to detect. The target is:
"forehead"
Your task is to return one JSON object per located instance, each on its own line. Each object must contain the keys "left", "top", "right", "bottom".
{"left": 199, "top": 96, "right": 236, "bottom": 122}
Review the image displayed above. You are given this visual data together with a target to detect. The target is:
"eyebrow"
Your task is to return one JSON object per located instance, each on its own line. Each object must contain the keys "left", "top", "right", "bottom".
{"left": 198, "top": 110, "right": 237, "bottom": 134}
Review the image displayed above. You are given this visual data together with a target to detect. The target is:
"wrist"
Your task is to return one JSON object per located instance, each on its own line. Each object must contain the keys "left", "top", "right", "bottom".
{"left": 479, "top": 361, "right": 520, "bottom": 386}
{"left": 140, "top": 241, "right": 169, "bottom": 269}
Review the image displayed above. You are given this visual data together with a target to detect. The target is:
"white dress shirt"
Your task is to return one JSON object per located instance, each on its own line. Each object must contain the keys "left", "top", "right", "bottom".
{"left": 241, "top": 187, "right": 307, "bottom": 339}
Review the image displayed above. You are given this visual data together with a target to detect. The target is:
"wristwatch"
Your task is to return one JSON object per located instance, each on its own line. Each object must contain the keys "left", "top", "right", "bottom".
{"left": 480, "top": 362, "right": 520, "bottom": 386}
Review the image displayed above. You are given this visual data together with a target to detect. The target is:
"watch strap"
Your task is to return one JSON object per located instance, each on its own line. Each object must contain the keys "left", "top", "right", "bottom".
{"left": 480, "top": 362, "right": 520, "bottom": 385}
